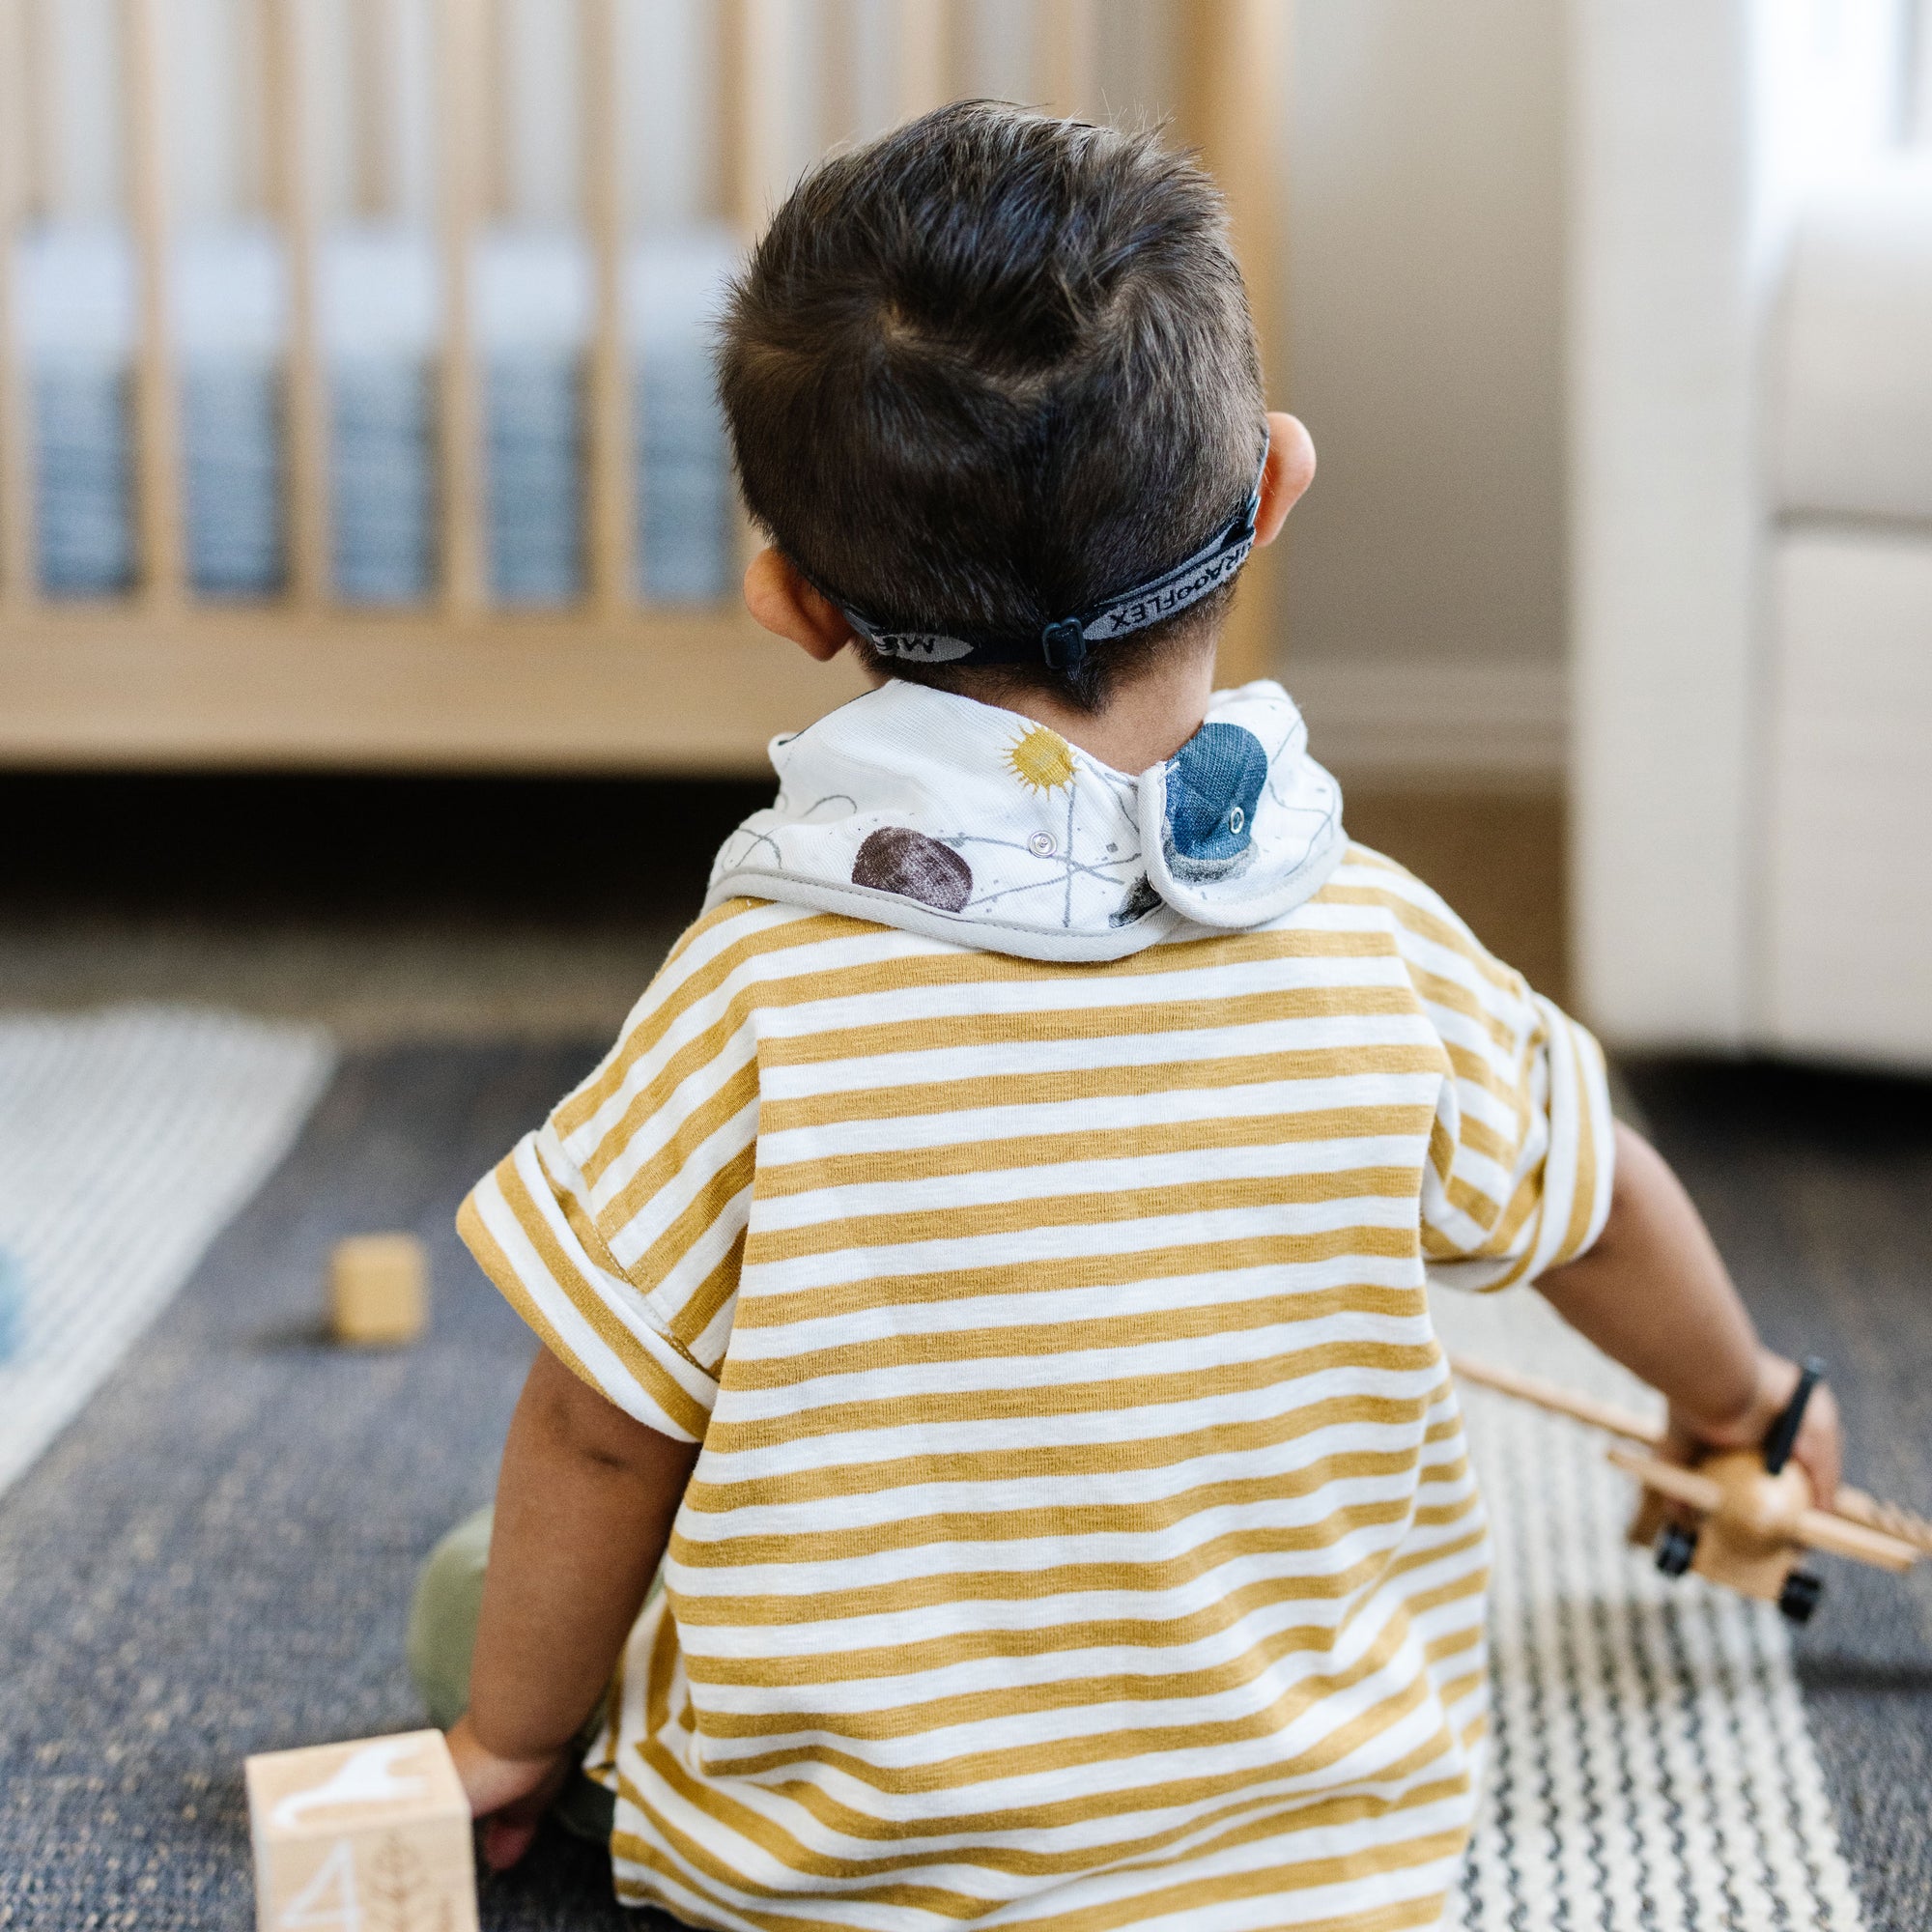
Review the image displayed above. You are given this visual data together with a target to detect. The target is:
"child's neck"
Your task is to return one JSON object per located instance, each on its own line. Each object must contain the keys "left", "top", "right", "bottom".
{"left": 966, "top": 638, "right": 1221, "bottom": 776}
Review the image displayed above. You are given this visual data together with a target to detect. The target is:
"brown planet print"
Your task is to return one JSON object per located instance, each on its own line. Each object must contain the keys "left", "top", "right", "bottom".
{"left": 851, "top": 827, "right": 974, "bottom": 912}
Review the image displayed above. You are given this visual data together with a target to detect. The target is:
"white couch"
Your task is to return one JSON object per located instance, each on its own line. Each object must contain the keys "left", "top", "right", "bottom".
{"left": 1571, "top": 0, "right": 1932, "bottom": 1067}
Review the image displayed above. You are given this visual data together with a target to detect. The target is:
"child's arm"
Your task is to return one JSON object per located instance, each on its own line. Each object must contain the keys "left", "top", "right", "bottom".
{"left": 1536, "top": 1121, "right": 1841, "bottom": 1501}
{"left": 445, "top": 1346, "right": 698, "bottom": 1870}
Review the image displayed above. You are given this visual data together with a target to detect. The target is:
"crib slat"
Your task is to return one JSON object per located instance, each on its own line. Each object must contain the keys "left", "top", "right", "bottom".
{"left": 1037, "top": 0, "right": 1097, "bottom": 118}
{"left": 270, "top": 0, "right": 331, "bottom": 611}
{"left": 0, "top": 0, "right": 38, "bottom": 609}
{"left": 896, "top": 0, "right": 955, "bottom": 123}
{"left": 820, "top": 0, "right": 861, "bottom": 153}
{"left": 436, "top": 0, "right": 488, "bottom": 618}
{"left": 723, "top": 0, "right": 786, "bottom": 240}
{"left": 1177, "top": 0, "right": 1291, "bottom": 687}
{"left": 352, "top": 0, "right": 395, "bottom": 221}
{"left": 20, "top": 0, "right": 52, "bottom": 223}
{"left": 124, "top": 0, "right": 185, "bottom": 610}
{"left": 582, "top": 0, "right": 634, "bottom": 615}
{"left": 243, "top": 0, "right": 276, "bottom": 222}
{"left": 722, "top": 0, "right": 786, "bottom": 590}
{"left": 484, "top": 0, "right": 512, "bottom": 225}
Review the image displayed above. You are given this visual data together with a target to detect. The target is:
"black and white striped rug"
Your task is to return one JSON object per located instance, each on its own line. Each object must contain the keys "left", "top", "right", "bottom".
{"left": 1435, "top": 1286, "right": 1865, "bottom": 1931}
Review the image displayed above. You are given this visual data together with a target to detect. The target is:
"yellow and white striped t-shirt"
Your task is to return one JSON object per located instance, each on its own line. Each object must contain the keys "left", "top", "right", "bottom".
{"left": 460, "top": 845, "right": 1613, "bottom": 1932}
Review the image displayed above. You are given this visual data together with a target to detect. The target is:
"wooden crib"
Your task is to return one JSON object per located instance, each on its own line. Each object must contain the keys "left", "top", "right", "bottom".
{"left": 0, "top": 0, "right": 1289, "bottom": 776}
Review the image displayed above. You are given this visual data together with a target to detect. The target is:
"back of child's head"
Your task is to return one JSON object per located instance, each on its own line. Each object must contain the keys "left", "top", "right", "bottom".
{"left": 719, "top": 100, "right": 1265, "bottom": 711}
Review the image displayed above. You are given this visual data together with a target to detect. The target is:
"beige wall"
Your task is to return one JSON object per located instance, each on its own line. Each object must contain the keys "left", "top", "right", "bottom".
{"left": 1284, "top": 0, "right": 1569, "bottom": 677}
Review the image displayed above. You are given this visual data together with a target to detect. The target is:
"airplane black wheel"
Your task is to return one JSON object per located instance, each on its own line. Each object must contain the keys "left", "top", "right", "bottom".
{"left": 1655, "top": 1522, "right": 1698, "bottom": 1577}
{"left": 1778, "top": 1570, "right": 1824, "bottom": 1624}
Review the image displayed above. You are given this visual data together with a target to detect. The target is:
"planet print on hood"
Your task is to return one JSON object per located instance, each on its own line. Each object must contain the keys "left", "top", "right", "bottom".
{"left": 1160, "top": 720, "right": 1272, "bottom": 882}
{"left": 705, "top": 679, "right": 1347, "bottom": 964}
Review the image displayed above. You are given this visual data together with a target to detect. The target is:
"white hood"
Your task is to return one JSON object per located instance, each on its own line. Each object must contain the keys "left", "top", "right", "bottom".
{"left": 705, "top": 679, "right": 1348, "bottom": 962}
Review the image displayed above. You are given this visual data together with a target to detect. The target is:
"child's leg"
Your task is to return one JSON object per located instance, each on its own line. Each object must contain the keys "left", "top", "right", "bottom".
{"left": 407, "top": 1506, "right": 618, "bottom": 1844}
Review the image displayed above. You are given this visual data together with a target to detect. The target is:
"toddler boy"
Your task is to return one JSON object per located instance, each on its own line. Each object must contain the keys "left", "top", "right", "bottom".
{"left": 421, "top": 104, "right": 1839, "bottom": 1929}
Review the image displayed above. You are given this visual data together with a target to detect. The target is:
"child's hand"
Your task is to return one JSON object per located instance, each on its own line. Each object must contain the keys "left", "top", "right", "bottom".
{"left": 444, "top": 1713, "right": 571, "bottom": 1871}
{"left": 1663, "top": 1346, "right": 1842, "bottom": 1508}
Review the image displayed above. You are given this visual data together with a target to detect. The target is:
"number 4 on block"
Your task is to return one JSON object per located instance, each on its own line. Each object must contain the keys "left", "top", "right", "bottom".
{"left": 245, "top": 1731, "right": 479, "bottom": 1932}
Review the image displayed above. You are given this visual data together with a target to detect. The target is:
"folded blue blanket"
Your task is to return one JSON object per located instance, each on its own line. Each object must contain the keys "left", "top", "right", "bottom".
{"left": 13, "top": 223, "right": 736, "bottom": 605}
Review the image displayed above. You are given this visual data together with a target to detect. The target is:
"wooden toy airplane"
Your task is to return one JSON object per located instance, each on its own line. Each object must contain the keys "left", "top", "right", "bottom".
{"left": 1450, "top": 1352, "right": 1931, "bottom": 1623}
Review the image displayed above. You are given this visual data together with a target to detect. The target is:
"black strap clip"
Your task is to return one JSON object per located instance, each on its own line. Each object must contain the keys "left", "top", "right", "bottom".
{"left": 1039, "top": 618, "right": 1086, "bottom": 673}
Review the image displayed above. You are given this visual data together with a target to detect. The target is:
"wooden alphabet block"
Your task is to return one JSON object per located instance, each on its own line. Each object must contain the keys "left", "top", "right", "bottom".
{"left": 246, "top": 1730, "right": 478, "bottom": 1932}
{"left": 328, "top": 1234, "right": 428, "bottom": 1346}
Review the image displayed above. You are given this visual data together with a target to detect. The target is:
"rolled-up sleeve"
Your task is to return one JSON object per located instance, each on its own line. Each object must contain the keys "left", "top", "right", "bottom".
{"left": 458, "top": 905, "right": 764, "bottom": 1441}
{"left": 1379, "top": 872, "right": 1615, "bottom": 1293}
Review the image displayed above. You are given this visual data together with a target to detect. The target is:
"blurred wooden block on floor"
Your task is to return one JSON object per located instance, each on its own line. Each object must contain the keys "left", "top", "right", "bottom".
{"left": 328, "top": 1234, "right": 428, "bottom": 1347}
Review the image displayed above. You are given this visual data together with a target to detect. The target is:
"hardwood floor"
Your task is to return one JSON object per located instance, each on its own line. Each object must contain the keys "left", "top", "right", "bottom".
{"left": 0, "top": 772, "right": 1573, "bottom": 1033}
{"left": 1344, "top": 785, "right": 1570, "bottom": 1009}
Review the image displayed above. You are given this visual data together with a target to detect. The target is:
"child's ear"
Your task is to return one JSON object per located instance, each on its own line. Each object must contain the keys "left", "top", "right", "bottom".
{"left": 1255, "top": 412, "right": 1316, "bottom": 549}
{"left": 743, "top": 549, "right": 855, "bottom": 662}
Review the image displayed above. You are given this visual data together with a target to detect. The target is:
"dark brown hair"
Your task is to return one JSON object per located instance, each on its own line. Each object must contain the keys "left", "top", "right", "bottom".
{"left": 717, "top": 100, "right": 1265, "bottom": 710}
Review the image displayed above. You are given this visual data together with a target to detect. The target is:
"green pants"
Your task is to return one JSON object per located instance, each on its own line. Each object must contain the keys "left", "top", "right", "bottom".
{"left": 407, "top": 1506, "right": 618, "bottom": 1845}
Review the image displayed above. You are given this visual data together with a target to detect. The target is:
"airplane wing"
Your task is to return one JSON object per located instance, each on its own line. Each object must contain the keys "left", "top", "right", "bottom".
{"left": 1792, "top": 1508, "right": 1919, "bottom": 1574}
{"left": 1605, "top": 1448, "right": 1724, "bottom": 1515}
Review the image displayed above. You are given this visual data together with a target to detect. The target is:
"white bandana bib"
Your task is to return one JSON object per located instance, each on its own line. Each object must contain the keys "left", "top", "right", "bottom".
{"left": 705, "top": 679, "right": 1347, "bottom": 961}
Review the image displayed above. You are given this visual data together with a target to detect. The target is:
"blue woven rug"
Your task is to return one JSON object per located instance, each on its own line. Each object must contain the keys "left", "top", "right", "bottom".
{"left": 0, "top": 1046, "right": 1924, "bottom": 1930}
{"left": 0, "top": 1040, "right": 659, "bottom": 1932}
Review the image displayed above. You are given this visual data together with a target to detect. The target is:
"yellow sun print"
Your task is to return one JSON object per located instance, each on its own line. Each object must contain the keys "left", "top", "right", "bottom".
{"left": 1006, "top": 724, "right": 1075, "bottom": 793}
